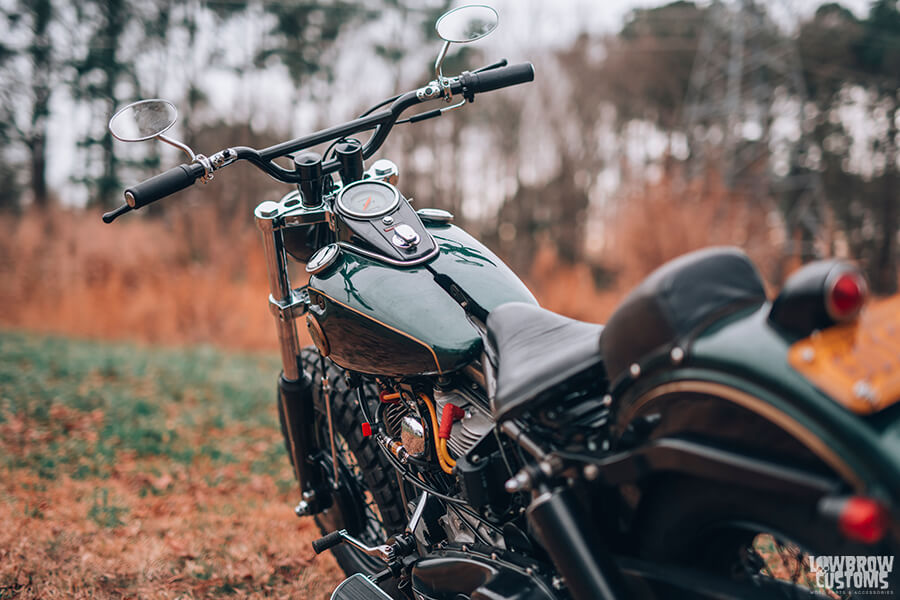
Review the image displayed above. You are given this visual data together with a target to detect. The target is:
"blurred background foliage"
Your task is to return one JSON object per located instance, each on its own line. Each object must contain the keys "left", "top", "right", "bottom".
{"left": 0, "top": 0, "right": 898, "bottom": 348}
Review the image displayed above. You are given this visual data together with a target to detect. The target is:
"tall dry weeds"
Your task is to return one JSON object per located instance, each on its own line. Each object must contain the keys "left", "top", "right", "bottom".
{"left": 604, "top": 174, "right": 782, "bottom": 291}
{"left": 0, "top": 205, "right": 288, "bottom": 350}
{"left": 525, "top": 174, "right": 783, "bottom": 324}
{"left": 0, "top": 174, "right": 782, "bottom": 347}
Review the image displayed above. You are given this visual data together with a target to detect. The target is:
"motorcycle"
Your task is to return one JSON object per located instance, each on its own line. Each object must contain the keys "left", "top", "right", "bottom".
{"left": 103, "top": 5, "right": 900, "bottom": 599}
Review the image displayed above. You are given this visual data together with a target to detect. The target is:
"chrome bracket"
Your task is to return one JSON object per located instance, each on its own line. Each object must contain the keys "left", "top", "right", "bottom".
{"left": 267, "top": 287, "right": 309, "bottom": 320}
{"left": 195, "top": 154, "right": 214, "bottom": 183}
{"left": 417, "top": 82, "right": 443, "bottom": 102}
{"left": 406, "top": 491, "right": 429, "bottom": 535}
{"left": 256, "top": 192, "right": 329, "bottom": 232}
{"left": 210, "top": 147, "right": 238, "bottom": 169}
{"left": 325, "top": 209, "right": 338, "bottom": 232}
{"left": 337, "top": 241, "right": 440, "bottom": 267}
{"left": 433, "top": 40, "right": 454, "bottom": 102}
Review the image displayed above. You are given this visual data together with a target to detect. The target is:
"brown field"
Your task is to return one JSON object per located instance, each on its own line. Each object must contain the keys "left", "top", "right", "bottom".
{"left": 0, "top": 331, "right": 346, "bottom": 599}
{"left": 1, "top": 454, "right": 344, "bottom": 599}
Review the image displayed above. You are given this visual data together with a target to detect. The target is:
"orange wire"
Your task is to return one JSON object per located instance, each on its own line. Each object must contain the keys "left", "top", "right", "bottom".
{"left": 439, "top": 438, "right": 456, "bottom": 467}
{"left": 419, "top": 393, "right": 454, "bottom": 474}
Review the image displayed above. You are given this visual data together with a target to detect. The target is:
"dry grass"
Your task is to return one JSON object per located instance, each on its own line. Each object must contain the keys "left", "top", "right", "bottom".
{"left": 0, "top": 469, "right": 343, "bottom": 599}
{"left": 0, "top": 332, "right": 344, "bottom": 599}
{"left": 603, "top": 175, "right": 782, "bottom": 290}
{"left": 526, "top": 174, "right": 783, "bottom": 324}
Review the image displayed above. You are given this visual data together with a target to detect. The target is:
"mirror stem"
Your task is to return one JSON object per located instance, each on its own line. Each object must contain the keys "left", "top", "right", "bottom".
{"left": 434, "top": 40, "right": 452, "bottom": 102}
{"left": 158, "top": 134, "right": 196, "bottom": 162}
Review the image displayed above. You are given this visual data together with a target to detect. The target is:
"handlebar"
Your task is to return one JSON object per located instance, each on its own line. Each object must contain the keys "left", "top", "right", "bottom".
{"left": 125, "top": 163, "right": 206, "bottom": 209}
{"left": 104, "top": 62, "right": 534, "bottom": 222}
{"left": 460, "top": 62, "right": 535, "bottom": 98}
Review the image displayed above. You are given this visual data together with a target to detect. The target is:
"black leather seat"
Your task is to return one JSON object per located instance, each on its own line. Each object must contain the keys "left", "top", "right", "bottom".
{"left": 486, "top": 302, "right": 604, "bottom": 420}
{"left": 600, "top": 246, "right": 767, "bottom": 385}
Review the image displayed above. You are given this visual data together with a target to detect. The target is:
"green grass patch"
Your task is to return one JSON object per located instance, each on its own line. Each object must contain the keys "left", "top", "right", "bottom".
{"left": 87, "top": 488, "right": 129, "bottom": 528}
{"left": 0, "top": 330, "right": 282, "bottom": 480}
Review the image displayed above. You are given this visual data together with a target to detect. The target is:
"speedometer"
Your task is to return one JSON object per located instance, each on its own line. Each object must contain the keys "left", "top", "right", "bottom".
{"left": 336, "top": 180, "right": 400, "bottom": 219}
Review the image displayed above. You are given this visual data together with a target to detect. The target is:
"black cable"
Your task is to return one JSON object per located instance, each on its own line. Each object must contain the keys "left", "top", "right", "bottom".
{"left": 376, "top": 442, "right": 506, "bottom": 543}
{"left": 395, "top": 108, "right": 442, "bottom": 125}
{"left": 379, "top": 447, "right": 468, "bottom": 505}
{"left": 358, "top": 93, "right": 402, "bottom": 118}
{"left": 445, "top": 503, "right": 492, "bottom": 546}
{"left": 355, "top": 386, "right": 375, "bottom": 426}
{"left": 452, "top": 501, "right": 503, "bottom": 536}
{"left": 493, "top": 425, "right": 516, "bottom": 479}
{"left": 357, "top": 387, "right": 507, "bottom": 533}
{"left": 422, "top": 470, "right": 503, "bottom": 536}
{"left": 323, "top": 135, "right": 363, "bottom": 162}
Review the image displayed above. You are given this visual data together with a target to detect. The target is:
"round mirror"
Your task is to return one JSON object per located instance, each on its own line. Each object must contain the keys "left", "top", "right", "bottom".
{"left": 435, "top": 5, "right": 499, "bottom": 44}
{"left": 108, "top": 99, "right": 178, "bottom": 142}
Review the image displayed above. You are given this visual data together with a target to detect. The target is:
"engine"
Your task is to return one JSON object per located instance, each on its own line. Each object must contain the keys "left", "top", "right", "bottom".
{"left": 433, "top": 386, "right": 494, "bottom": 458}
{"left": 379, "top": 382, "right": 510, "bottom": 547}
{"left": 382, "top": 384, "right": 495, "bottom": 462}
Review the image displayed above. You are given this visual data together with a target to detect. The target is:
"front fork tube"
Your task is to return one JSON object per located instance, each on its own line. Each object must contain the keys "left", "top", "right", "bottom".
{"left": 257, "top": 207, "right": 328, "bottom": 513}
{"left": 255, "top": 206, "right": 302, "bottom": 380}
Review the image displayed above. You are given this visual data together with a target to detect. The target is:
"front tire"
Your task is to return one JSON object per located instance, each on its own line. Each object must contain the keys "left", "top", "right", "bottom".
{"left": 279, "top": 349, "right": 408, "bottom": 594}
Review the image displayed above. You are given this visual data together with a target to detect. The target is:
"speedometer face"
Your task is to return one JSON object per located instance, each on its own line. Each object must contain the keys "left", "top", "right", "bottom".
{"left": 336, "top": 180, "right": 400, "bottom": 219}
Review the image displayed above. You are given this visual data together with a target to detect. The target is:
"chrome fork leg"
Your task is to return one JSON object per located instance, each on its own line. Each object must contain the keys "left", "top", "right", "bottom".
{"left": 256, "top": 202, "right": 318, "bottom": 509}
{"left": 257, "top": 201, "right": 341, "bottom": 502}
{"left": 255, "top": 203, "right": 301, "bottom": 380}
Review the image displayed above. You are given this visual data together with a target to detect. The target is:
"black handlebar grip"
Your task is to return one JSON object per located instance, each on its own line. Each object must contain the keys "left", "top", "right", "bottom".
{"left": 462, "top": 62, "right": 535, "bottom": 96}
{"left": 124, "top": 163, "right": 205, "bottom": 209}
{"left": 311, "top": 530, "right": 344, "bottom": 554}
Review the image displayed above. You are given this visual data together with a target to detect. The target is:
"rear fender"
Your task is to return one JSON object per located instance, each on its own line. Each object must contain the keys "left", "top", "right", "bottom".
{"left": 611, "top": 304, "right": 900, "bottom": 503}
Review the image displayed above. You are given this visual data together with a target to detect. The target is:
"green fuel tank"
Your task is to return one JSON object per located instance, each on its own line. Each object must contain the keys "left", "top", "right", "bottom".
{"left": 307, "top": 223, "right": 535, "bottom": 377}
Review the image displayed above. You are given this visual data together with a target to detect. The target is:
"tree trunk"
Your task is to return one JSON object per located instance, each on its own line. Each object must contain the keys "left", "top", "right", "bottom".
{"left": 29, "top": 132, "right": 48, "bottom": 207}
{"left": 28, "top": 0, "right": 52, "bottom": 207}
{"left": 872, "top": 103, "right": 898, "bottom": 295}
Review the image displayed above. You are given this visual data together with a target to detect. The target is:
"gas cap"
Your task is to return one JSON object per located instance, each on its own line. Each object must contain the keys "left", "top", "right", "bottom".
{"left": 370, "top": 159, "right": 399, "bottom": 185}
{"left": 306, "top": 243, "right": 340, "bottom": 274}
{"left": 392, "top": 223, "right": 420, "bottom": 248}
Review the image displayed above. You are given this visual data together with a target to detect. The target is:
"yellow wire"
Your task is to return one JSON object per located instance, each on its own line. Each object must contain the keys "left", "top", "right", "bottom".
{"left": 439, "top": 439, "right": 456, "bottom": 468}
{"left": 420, "top": 393, "right": 454, "bottom": 474}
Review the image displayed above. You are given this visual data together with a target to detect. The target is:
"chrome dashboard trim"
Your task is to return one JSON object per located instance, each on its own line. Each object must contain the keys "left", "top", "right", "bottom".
{"left": 337, "top": 241, "right": 439, "bottom": 267}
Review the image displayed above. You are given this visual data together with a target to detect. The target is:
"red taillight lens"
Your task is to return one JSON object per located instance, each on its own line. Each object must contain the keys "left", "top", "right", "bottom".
{"left": 839, "top": 497, "right": 888, "bottom": 544}
{"left": 826, "top": 270, "right": 867, "bottom": 321}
